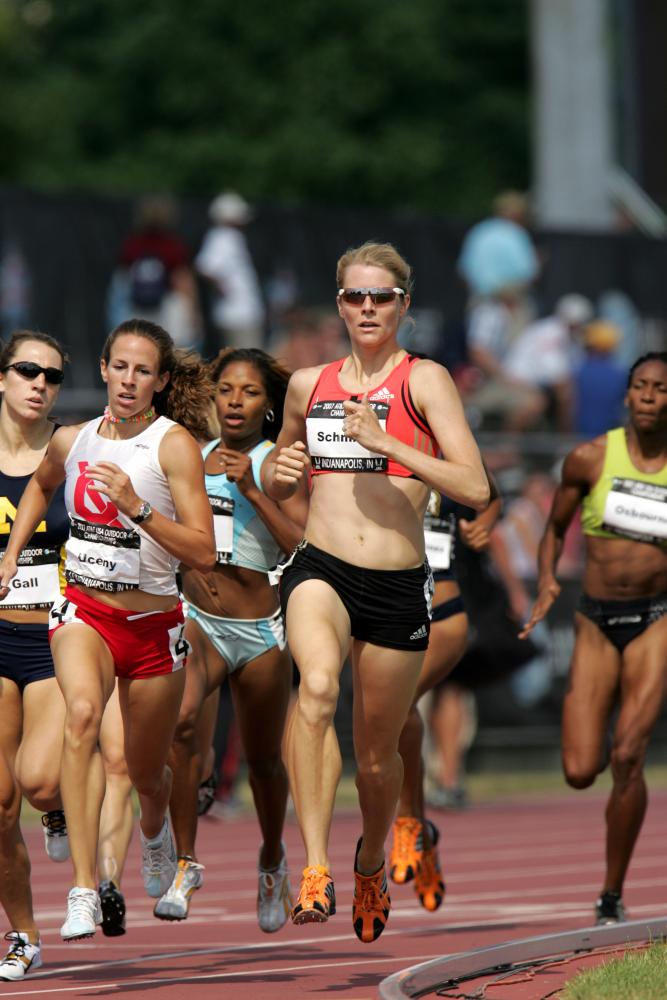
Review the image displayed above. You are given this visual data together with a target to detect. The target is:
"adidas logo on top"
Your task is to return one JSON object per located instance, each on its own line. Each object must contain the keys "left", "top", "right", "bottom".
{"left": 369, "top": 386, "right": 394, "bottom": 401}
{"left": 409, "top": 624, "right": 427, "bottom": 641}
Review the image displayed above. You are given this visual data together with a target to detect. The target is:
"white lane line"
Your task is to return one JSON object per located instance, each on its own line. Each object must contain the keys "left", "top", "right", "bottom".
{"left": 0, "top": 950, "right": 444, "bottom": 995}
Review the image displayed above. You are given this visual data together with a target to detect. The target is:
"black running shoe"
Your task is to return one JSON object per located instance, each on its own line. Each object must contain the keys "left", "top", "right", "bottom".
{"left": 197, "top": 770, "right": 218, "bottom": 817}
{"left": 595, "top": 890, "right": 625, "bottom": 925}
{"left": 99, "top": 880, "right": 126, "bottom": 937}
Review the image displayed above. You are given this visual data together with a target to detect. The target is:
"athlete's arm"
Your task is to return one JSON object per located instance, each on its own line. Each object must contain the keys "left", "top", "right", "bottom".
{"left": 342, "top": 360, "right": 489, "bottom": 510}
{"left": 262, "top": 368, "right": 319, "bottom": 501}
{"left": 519, "top": 441, "right": 598, "bottom": 638}
{"left": 153, "top": 426, "right": 216, "bottom": 573}
{"left": 86, "top": 426, "right": 216, "bottom": 574}
{"left": 0, "top": 425, "right": 77, "bottom": 597}
{"left": 459, "top": 467, "right": 502, "bottom": 551}
{"left": 219, "top": 445, "right": 309, "bottom": 553}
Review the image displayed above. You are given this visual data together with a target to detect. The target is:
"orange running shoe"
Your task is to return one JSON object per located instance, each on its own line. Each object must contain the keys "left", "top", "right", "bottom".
{"left": 414, "top": 821, "right": 445, "bottom": 912}
{"left": 352, "top": 839, "right": 391, "bottom": 943}
{"left": 291, "top": 865, "right": 336, "bottom": 924}
{"left": 389, "top": 816, "right": 423, "bottom": 884}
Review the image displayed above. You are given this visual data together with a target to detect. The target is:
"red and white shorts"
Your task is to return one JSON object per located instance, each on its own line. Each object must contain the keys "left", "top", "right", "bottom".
{"left": 49, "top": 586, "right": 189, "bottom": 679}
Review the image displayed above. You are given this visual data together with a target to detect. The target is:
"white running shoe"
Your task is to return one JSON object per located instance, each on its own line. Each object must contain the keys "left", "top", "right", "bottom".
{"left": 154, "top": 857, "right": 204, "bottom": 921}
{"left": 140, "top": 817, "right": 178, "bottom": 898}
{"left": 257, "top": 844, "right": 293, "bottom": 933}
{"left": 41, "top": 809, "right": 70, "bottom": 862}
{"left": 60, "top": 887, "right": 102, "bottom": 941}
{"left": 0, "top": 932, "right": 42, "bottom": 981}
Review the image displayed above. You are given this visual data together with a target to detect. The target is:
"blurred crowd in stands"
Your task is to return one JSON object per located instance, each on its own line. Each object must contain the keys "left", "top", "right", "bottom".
{"left": 2, "top": 186, "right": 662, "bottom": 812}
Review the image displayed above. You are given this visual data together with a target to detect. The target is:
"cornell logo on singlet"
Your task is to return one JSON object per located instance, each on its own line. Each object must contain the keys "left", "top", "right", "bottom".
{"left": 73, "top": 462, "right": 123, "bottom": 527}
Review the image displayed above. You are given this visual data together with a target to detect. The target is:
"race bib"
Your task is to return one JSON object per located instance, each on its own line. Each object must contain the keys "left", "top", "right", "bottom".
{"left": 209, "top": 496, "right": 234, "bottom": 563}
{"left": 0, "top": 546, "right": 61, "bottom": 609}
{"left": 307, "top": 400, "right": 389, "bottom": 472}
{"left": 423, "top": 514, "right": 455, "bottom": 570}
{"left": 65, "top": 516, "right": 141, "bottom": 592}
{"left": 602, "top": 477, "right": 667, "bottom": 544}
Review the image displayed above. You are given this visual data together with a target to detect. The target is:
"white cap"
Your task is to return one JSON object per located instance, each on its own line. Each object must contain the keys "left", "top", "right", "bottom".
{"left": 555, "top": 294, "right": 594, "bottom": 326}
{"left": 209, "top": 191, "right": 253, "bottom": 225}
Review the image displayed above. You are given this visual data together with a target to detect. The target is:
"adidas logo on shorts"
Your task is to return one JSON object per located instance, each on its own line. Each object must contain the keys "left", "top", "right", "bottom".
{"left": 409, "top": 624, "right": 427, "bottom": 641}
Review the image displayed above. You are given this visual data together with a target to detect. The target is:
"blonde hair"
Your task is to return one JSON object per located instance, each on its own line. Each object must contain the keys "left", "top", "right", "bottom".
{"left": 336, "top": 241, "right": 413, "bottom": 293}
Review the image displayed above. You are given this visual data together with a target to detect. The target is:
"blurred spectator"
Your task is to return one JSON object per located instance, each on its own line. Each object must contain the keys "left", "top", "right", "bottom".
{"left": 493, "top": 471, "right": 583, "bottom": 705}
{"left": 0, "top": 241, "right": 31, "bottom": 336}
{"left": 502, "top": 294, "right": 595, "bottom": 431}
{"left": 270, "top": 309, "right": 347, "bottom": 371}
{"left": 458, "top": 190, "right": 540, "bottom": 300}
{"left": 195, "top": 191, "right": 265, "bottom": 349}
{"left": 108, "top": 195, "right": 201, "bottom": 349}
{"left": 597, "top": 289, "right": 642, "bottom": 368}
{"left": 463, "top": 296, "right": 546, "bottom": 431}
{"left": 574, "top": 321, "right": 627, "bottom": 436}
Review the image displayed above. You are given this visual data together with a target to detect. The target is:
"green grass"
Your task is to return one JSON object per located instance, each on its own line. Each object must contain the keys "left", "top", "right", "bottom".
{"left": 561, "top": 942, "right": 667, "bottom": 999}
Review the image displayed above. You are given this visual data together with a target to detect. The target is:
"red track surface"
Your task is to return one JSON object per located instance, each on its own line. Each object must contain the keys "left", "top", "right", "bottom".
{"left": 5, "top": 787, "right": 667, "bottom": 999}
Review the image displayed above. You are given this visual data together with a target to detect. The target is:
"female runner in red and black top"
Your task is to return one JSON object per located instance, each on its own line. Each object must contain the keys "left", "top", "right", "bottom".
{"left": 263, "top": 241, "right": 489, "bottom": 943}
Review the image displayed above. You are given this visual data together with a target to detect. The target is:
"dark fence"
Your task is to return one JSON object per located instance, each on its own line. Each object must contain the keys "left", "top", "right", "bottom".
{"left": 2, "top": 184, "right": 667, "bottom": 410}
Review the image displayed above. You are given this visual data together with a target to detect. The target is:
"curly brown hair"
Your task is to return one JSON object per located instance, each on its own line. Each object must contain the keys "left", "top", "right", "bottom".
{"left": 101, "top": 319, "right": 214, "bottom": 441}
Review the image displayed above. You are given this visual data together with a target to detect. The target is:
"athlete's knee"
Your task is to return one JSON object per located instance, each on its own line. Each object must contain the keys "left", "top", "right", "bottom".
{"left": 610, "top": 742, "right": 646, "bottom": 787}
{"left": 246, "top": 750, "right": 284, "bottom": 783}
{"left": 172, "top": 708, "right": 198, "bottom": 748}
{"left": 562, "top": 753, "right": 597, "bottom": 790}
{"left": 356, "top": 752, "right": 401, "bottom": 790}
{"left": 128, "top": 765, "right": 165, "bottom": 800}
{"left": 0, "top": 782, "right": 20, "bottom": 833}
{"left": 297, "top": 670, "right": 340, "bottom": 727}
{"left": 65, "top": 697, "right": 103, "bottom": 745}
{"left": 17, "top": 767, "right": 59, "bottom": 810}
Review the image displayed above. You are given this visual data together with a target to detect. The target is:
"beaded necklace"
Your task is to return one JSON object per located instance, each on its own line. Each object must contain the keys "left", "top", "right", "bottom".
{"left": 103, "top": 405, "right": 155, "bottom": 424}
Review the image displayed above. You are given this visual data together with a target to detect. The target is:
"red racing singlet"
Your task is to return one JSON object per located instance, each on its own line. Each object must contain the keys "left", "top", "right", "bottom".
{"left": 305, "top": 354, "right": 438, "bottom": 478}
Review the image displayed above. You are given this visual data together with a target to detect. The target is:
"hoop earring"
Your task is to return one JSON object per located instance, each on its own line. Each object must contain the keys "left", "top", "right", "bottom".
{"left": 265, "top": 409, "right": 275, "bottom": 423}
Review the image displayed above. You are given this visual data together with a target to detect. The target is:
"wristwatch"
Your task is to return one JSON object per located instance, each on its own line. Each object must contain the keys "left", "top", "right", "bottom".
{"left": 130, "top": 500, "right": 152, "bottom": 525}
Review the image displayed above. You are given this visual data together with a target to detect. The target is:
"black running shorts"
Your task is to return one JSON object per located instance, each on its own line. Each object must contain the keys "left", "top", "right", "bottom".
{"left": 578, "top": 592, "right": 667, "bottom": 653}
{"left": 279, "top": 540, "right": 432, "bottom": 651}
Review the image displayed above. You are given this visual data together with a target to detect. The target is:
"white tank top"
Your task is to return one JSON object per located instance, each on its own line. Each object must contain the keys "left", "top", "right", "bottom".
{"left": 63, "top": 415, "right": 179, "bottom": 596}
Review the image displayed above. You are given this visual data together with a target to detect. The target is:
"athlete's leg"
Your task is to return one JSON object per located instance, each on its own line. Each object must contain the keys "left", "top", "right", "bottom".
{"left": 397, "top": 593, "right": 468, "bottom": 820}
{"left": 15, "top": 677, "right": 65, "bottom": 812}
{"left": 120, "top": 669, "right": 185, "bottom": 839}
{"left": 197, "top": 687, "right": 220, "bottom": 786}
{"left": 0, "top": 680, "right": 37, "bottom": 941}
{"left": 352, "top": 640, "right": 424, "bottom": 874}
{"left": 284, "top": 580, "right": 350, "bottom": 870}
{"left": 230, "top": 644, "right": 291, "bottom": 870}
{"left": 561, "top": 613, "right": 621, "bottom": 789}
{"left": 51, "top": 625, "right": 116, "bottom": 889}
{"left": 604, "top": 616, "right": 667, "bottom": 894}
{"left": 168, "top": 618, "right": 227, "bottom": 860}
{"left": 98, "top": 685, "right": 134, "bottom": 887}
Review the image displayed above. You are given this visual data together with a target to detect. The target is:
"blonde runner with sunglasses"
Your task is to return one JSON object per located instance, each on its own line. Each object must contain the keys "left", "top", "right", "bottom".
{"left": 263, "top": 241, "right": 489, "bottom": 943}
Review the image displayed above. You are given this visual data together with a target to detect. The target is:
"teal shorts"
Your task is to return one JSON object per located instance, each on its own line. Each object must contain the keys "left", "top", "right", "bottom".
{"left": 186, "top": 603, "right": 286, "bottom": 673}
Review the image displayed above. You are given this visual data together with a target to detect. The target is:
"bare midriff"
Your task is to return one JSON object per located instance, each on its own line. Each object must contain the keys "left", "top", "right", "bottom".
{"left": 180, "top": 562, "right": 278, "bottom": 619}
{"left": 305, "top": 473, "right": 430, "bottom": 570}
{"left": 582, "top": 536, "right": 667, "bottom": 599}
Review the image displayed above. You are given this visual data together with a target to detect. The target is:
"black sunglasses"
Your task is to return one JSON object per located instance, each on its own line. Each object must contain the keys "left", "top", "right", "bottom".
{"left": 2, "top": 361, "right": 65, "bottom": 385}
{"left": 338, "top": 287, "right": 405, "bottom": 306}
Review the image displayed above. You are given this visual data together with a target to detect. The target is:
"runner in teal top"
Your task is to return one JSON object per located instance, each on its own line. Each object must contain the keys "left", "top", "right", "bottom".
{"left": 160, "top": 348, "right": 308, "bottom": 932}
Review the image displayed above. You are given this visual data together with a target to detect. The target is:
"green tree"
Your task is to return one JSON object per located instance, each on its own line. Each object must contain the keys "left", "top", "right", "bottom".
{"left": 0, "top": 0, "right": 530, "bottom": 214}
